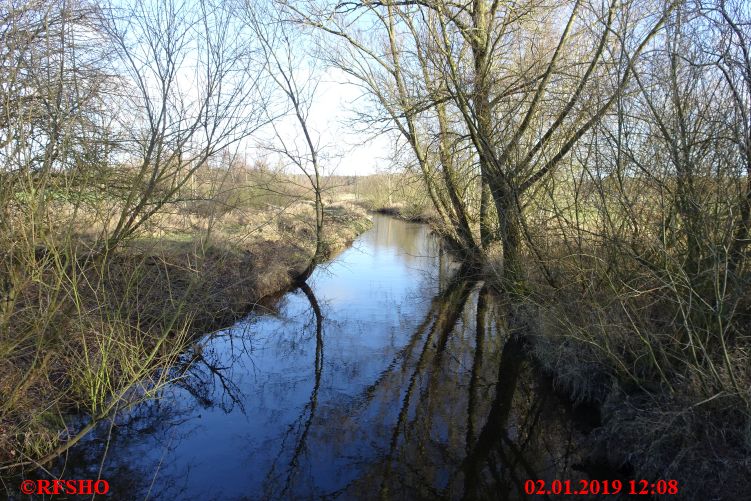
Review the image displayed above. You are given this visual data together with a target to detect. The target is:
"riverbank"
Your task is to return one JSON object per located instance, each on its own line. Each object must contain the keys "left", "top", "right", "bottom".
{"left": 115, "top": 200, "right": 373, "bottom": 334}
{"left": 0, "top": 200, "right": 371, "bottom": 470}
{"left": 357, "top": 200, "right": 434, "bottom": 224}
{"left": 479, "top": 260, "right": 751, "bottom": 500}
{"left": 524, "top": 301, "right": 750, "bottom": 500}
{"left": 385, "top": 206, "right": 750, "bottom": 499}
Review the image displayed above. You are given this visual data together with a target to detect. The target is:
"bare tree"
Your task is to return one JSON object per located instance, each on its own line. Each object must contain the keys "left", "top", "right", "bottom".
{"left": 288, "top": 0, "right": 677, "bottom": 285}
{"left": 100, "top": 0, "right": 269, "bottom": 250}
{"left": 242, "top": 0, "right": 327, "bottom": 280}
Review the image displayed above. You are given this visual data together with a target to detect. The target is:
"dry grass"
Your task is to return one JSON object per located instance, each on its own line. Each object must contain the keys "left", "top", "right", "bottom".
{"left": 0, "top": 191, "right": 371, "bottom": 472}
{"left": 502, "top": 235, "right": 751, "bottom": 500}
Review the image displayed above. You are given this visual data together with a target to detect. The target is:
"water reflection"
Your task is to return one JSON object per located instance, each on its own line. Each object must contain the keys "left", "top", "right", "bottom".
{"left": 263, "top": 281, "right": 324, "bottom": 500}
{"left": 29, "top": 216, "right": 590, "bottom": 500}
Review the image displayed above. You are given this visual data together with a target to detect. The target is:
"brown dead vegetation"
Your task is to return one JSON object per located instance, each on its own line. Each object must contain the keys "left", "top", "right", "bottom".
{"left": 0, "top": 193, "right": 371, "bottom": 471}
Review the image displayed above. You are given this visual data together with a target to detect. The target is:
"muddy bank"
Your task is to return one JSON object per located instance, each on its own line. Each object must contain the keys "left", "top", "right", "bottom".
{"left": 114, "top": 202, "right": 373, "bottom": 335}
{"left": 358, "top": 201, "right": 434, "bottom": 224}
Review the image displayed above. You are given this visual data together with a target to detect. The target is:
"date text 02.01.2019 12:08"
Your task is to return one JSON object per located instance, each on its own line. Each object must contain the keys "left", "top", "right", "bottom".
{"left": 524, "top": 479, "right": 680, "bottom": 496}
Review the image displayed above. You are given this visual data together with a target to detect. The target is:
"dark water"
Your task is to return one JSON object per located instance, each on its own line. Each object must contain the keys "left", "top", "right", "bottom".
{"left": 45, "top": 215, "right": 591, "bottom": 500}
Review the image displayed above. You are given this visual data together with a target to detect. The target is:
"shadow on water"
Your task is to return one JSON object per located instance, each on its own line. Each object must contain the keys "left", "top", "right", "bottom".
{"left": 16, "top": 216, "right": 594, "bottom": 500}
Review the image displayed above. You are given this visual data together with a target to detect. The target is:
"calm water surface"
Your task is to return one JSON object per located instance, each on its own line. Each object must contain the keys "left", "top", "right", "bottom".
{"left": 56, "top": 215, "right": 590, "bottom": 500}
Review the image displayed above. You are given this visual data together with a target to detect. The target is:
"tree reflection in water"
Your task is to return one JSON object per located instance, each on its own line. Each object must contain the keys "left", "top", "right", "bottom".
{"left": 262, "top": 281, "right": 324, "bottom": 500}
{"left": 326, "top": 274, "right": 588, "bottom": 500}
{"left": 37, "top": 217, "right": 591, "bottom": 500}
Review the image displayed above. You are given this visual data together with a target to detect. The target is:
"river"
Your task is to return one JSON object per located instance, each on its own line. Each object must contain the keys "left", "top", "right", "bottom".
{"left": 50, "top": 214, "right": 593, "bottom": 500}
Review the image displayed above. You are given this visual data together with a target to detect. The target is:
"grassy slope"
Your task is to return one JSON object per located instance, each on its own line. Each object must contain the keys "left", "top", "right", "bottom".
{"left": 0, "top": 199, "right": 372, "bottom": 468}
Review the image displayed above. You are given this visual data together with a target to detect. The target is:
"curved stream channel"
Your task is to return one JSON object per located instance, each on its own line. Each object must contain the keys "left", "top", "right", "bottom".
{"left": 53, "top": 215, "right": 594, "bottom": 499}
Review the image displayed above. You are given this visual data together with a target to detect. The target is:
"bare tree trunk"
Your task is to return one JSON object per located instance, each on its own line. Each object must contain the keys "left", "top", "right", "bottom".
{"left": 479, "top": 179, "right": 493, "bottom": 248}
